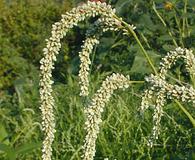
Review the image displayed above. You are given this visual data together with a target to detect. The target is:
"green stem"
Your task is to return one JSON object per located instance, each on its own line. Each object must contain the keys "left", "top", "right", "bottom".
{"left": 152, "top": 2, "right": 195, "bottom": 127}
{"left": 129, "top": 28, "right": 157, "bottom": 75}
{"left": 90, "top": 45, "right": 97, "bottom": 74}
{"left": 175, "top": 100, "right": 195, "bottom": 127}
{"left": 174, "top": 14, "right": 184, "bottom": 47}
{"left": 129, "top": 81, "right": 145, "bottom": 84}
{"left": 190, "top": 74, "right": 195, "bottom": 88}
{"left": 152, "top": 2, "right": 178, "bottom": 47}
{"left": 183, "top": 0, "right": 187, "bottom": 38}
{"left": 114, "top": 12, "right": 195, "bottom": 127}
{"left": 183, "top": 0, "right": 190, "bottom": 37}
{"left": 114, "top": 15, "right": 157, "bottom": 75}
{"left": 140, "top": 32, "right": 151, "bottom": 49}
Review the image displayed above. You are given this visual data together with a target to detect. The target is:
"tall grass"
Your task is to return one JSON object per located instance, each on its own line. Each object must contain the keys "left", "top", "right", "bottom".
{"left": 0, "top": 72, "right": 194, "bottom": 159}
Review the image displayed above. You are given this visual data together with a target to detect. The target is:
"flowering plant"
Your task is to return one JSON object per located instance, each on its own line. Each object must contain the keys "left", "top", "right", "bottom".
{"left": 39, "top": 1, "right": 195, "bottom": 160}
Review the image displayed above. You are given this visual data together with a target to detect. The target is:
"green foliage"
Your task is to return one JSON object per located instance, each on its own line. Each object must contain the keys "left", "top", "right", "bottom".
{"left": 0, "top": 0, "right": 195, "bottom": 159}
{"left": 0, "top": 0, "right": 73, "bottom": 89}
{"left": 0, "top": 142, "right": 41, "bottom": 160}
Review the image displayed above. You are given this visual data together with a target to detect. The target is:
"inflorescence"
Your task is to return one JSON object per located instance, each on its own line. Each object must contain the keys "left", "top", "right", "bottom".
{"left": 79, "top": 36, "right": 100, "bottom": 96}
{"left": 141, "top": 47, "right": 195, "bottom": 146}
{"left": 39, "top": 1, "right": 135, "bottom": 160}
{"left": 82, "top": 73, "right": 130, "bottom": 160}
{"left": 78, "top": 15, "right": 135, "bottom": 97}
{"left": 39, "top": 0, "right": 194, "bottom": 159}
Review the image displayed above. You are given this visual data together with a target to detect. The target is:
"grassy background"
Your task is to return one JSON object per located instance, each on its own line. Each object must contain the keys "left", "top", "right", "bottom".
{"left": 0, "top": 0, "right": 195, "bottom": 159}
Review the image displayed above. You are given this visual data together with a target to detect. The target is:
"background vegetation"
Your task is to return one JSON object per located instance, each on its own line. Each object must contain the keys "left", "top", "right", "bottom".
{"left": 0, "top": 0, "right": 194, "bottom": 159}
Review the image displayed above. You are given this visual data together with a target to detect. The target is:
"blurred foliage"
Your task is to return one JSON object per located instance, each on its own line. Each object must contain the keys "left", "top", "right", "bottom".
{"left": 0, "top": 0, "right": 73, "bottom": 89}
{"left": 92, "top": 0, "right": 195, "bottom": 77}
{"left": 0, "top": 0, "right": 195, "bottom": 159}
{"left": 0, "top": 0, "right": 74, "bottom": 159}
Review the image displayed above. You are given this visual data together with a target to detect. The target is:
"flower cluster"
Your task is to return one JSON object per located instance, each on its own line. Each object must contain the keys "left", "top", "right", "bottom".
{"left": 151, "top": 90, "right": 166, "bottom": 141}
{"left": 146, "top": 74, "right": 195, "bottom": 103}
{"left": 140, "top": 89, "right": 154, "bottom": 111}
{"left": 79, "top": 21, "right": 135, "bottom": 96}
{"left": 141, "top": 47, "right": 195, "bottom": 146}
{"left": 78, "top": 18, "right": 135, "bottom": 97}
{"left": 39, "top": 1, "right": 130, "bottom": 159}
{"left": 79, "top": 36, "right": 100, "bottom": 96}
{"left": 78, "top": 13, "right": 135, "bottom": 97}
{"left": 159, "top": 47, "right": 195, "bottom": 78}
{"left": 184, "top": 49, "right": 195, "bottom": 77}
{"left": 82, "top": 73, "right": 130, "bottom": 160}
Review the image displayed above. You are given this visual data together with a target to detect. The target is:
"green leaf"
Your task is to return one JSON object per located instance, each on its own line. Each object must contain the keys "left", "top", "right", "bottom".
{"left": 0, "top": 143, "right": 16, "bottom": 160}
{"left": 131, "top": 56, "right": 151, "bottom": 74}
{"left": 131, "top": 50, "right": 160, "bottom": 74}
{"left": 115, "top": 0, "right": 132, "bottom": 15}
{"left": 158, "top": 35, "right": 173, "bottom": 41}
{"left": 0, "top": 142, "right": 41, "bottom": 159}
{"left": 139, "top": 14, "right": 155, "bottom": 31}
{"left": 0, "top": 143, "right": 11, "bottom": 152}
{"left": 162, "top": 44, "right": 176, "bottom": 51}
{"left": 0, "top": 123, "right": 9, "bottom": 145}
{"left": 15, "top": 142, "right": 41, "bottom": 154}
{"left": 111, "top": 39, "right": 127, "bottom": 49}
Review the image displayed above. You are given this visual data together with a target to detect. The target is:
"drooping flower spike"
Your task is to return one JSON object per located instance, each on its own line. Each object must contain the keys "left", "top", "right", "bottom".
{"left": 78, "top": 16, "right": 135, "bottom": 96}
{"left": 82, "top": 73, "right": 130, "bottom": 160}
{"left": 141, "top": 47, "right": 195, "bottom": 146}
{"left": 79, "top": 36, "right": 100, "bottom": 96}
{"left": 40, "top": 1, "right": 135, "bottom": 160}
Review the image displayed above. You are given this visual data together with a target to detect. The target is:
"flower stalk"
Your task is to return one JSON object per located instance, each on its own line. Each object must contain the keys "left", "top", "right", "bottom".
{"left": 39, "top": 1, "right": 130, "bottom": 159}
{"left": 82, "top": 73, "right": 130, "bottom": 160}
{"left": 142, "top": 47, "right": 195, "bottom": 145}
